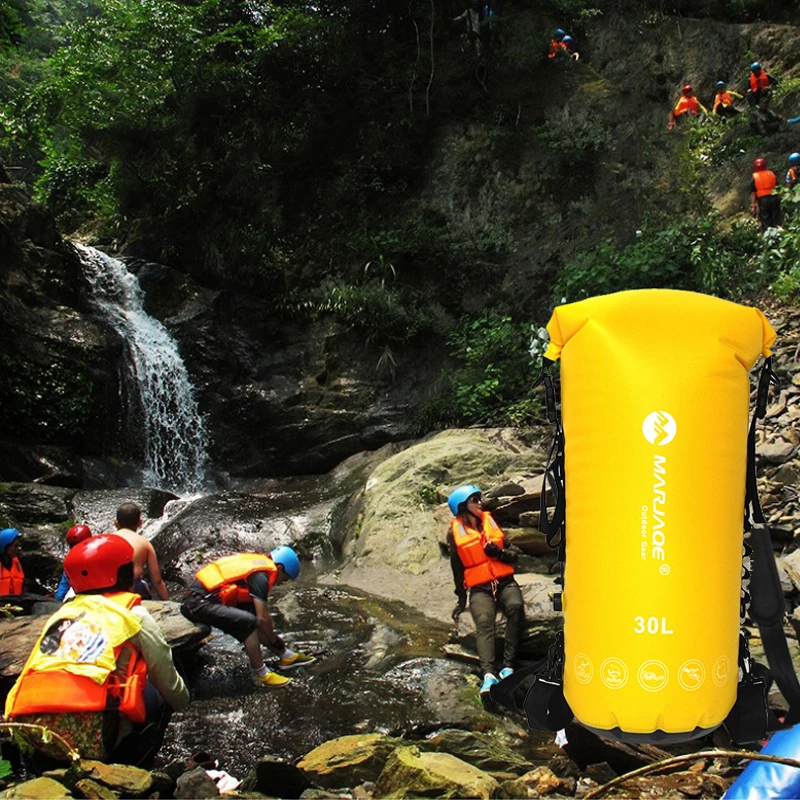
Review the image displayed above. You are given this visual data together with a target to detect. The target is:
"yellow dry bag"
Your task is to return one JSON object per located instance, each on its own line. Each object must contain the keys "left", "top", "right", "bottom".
{"left": 493, "top": 289, "right": 779, "bottom": 743}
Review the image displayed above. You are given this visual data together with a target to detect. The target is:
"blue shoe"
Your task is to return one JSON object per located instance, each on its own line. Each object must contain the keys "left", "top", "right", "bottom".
{"left": 480, "top": 673, "right": 499, "bottom": 695}
{"left": 499, "top": 667, "right": 514, "bottom": 680}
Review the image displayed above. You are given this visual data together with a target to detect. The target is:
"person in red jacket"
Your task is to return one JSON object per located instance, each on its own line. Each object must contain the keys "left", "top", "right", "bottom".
{"left": 0, "top": 528, "right": 24, "bottom": 595}
{"left": 750, "top": 157, "right": 781, "bottom": 232}
{"left": 668, "top": 84, "right": 708, "bottom": 130}
{"left": 447, "top": 484, "right": 523, "bottom": 698}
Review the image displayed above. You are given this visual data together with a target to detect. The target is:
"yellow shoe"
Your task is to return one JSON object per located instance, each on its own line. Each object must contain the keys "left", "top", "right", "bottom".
{"left": 254, "top": 670, "right": 292, "bottom": 688}
{"left": 279, "top": 652, "right": 317, "bottom": 670}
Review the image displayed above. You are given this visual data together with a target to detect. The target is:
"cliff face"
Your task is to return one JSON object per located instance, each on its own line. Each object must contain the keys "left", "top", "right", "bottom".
{"left": 2, "top": 10, "right": 798, "bottom": 487}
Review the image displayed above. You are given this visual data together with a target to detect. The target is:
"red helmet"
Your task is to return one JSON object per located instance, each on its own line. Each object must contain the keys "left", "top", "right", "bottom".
{"left": 753, "top": 157, "right": 767, "bottom": 171}
{"left": 66, "top": 524, "right": 92, "bottom": 547}
{"left": 682, "top": 84, "right": 693, "bottom": 96}
{"left": 64, "top": 534, "right": 134, "bottom": 593}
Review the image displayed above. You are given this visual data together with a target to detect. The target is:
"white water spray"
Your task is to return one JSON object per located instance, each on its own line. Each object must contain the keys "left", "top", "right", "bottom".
{"left": 76, "top": 244, "right": 209, "bottom": 493}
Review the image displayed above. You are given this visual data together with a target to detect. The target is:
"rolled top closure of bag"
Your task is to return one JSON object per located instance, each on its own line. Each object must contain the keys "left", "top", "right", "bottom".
{"left": 543, "top": 289, "right": 775, "bottom": 364}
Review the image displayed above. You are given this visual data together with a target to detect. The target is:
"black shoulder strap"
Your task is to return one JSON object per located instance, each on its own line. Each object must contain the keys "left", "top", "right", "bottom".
{"left": 743, "top": 357, "right": 800, "bottom": 724}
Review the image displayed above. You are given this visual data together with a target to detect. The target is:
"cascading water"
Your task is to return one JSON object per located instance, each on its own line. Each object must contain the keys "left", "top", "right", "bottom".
{"left": 75, "top": 243, "right": 209, "bottom": 494}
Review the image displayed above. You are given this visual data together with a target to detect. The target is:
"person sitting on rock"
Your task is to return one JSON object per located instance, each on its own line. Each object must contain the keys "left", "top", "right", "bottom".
{"left": 712, "top": 80, "right": 742, "bottom": 119}
{"left": 54, "top": 524, "right": 93, "bottom": 601}
{"left": 750, "top": 156, "right": 781, "bottom": 232}
{"left": 747, "top": 61, "right": 777, "bottom": 106}
{"left": 180, "top": 546, "right": 315, "bottom": 688}
{"left": 668, "top": 84, "right": 707, "bottom": 131}
{"left": 111, "top": 502, "right": 169, "bottom": 601}
{"left": 447, "top": 485, "right": 523, "bottom": 699}
{"left": 0, "top": 527, "right": 24, "bottom": 595}
{"left": 4, "top": 534, "right": 189, "bottom": 768}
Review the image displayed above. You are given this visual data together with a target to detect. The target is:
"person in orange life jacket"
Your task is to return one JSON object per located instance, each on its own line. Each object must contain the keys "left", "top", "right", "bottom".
{"left": 4, "top": 535, "right": 189, "bottom": 768}
{"left": 548, "top": 28, "right": 568, "bottom": 59}
{"left": 750, "top": 157, "right": 782, "bottom": 232}
{"left": 0, "top": 527, "right": 24, "bottom": 595}
{"left": 712, "top": 80, "right": 742, "bottom": 119}
{"left": 747, "top": 61, "right": 777, "bottom": 106}
{"left": 54, "top": 524, "right": 92, "bottom": 601}
{"left": 668, "top": 84, "right": 708, "bottom": 131}
{"left": 111, "top": 502, "right": 169, "bottom": 601}
{"left": 180, "top": 546, "right": 315, "bottom": 688}
{"left": 786, "top": 153, "right": 800, "bottom": 188}
{"left": 447, "top": 485, "right": 524, "bottom": 697}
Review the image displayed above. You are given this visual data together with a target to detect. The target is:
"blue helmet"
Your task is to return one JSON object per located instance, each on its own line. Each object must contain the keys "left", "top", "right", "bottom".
{"left": 715, "top": 80, "right": 726, "bottom": 89}
{"left": 270, "top": 545, "right": 300, "bottom": 580}
{"left": 563, "top": 35, "right": 574, "bottom": 43}
{"left": 448, "top": 485, "right": 482, "bottom": 516}
{"left": 0, "top": 528, "right": 21, "bottom": 550}
{"left": 555, "top": 28, "right": 565, "bottom": 38}
{"left": 789, "top": 153, "right": 800, "bottom": 166}
{"left": 751, "top": 61, "right": 761, "bottom": 72}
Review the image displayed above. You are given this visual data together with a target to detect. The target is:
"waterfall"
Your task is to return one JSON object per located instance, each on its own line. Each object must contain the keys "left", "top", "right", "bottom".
{"left": 75, "top": 244, "right": 209, "bottom": 494}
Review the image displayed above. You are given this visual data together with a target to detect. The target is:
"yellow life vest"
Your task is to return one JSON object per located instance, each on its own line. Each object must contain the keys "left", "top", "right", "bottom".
{"left": 195, "top": 553, "right": 278, "bottom": 605}
{"left": 5, "top": 593, "right": 145, "bottom": 722}
{"left": 540, "top": 289, "right": 775, "bottom": 740}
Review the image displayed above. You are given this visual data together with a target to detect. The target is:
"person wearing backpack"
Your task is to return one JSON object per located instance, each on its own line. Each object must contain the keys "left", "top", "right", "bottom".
{"left": 447, "top": 485, "right": 524, "bottom": 698}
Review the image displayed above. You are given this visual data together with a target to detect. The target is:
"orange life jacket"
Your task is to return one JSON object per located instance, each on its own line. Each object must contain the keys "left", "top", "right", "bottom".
{"left": 451, "top": 512, "right": 515, "bottom": 588}
{"left": 673, "top": 96, "right": 701, "bottom": 117}
{"left": 753, "top": 170, "right": 777, "bottom": 198}
{"left": 195, "top": 553, "right": 278, "bottom": 606}
{"left": 548, "top": 40, "right": 568, "bottom": 59}
{"left": 713, "top": 91, "right": 733, "bottom": 111}
{"left": 0, "top": 557, "right": 24, "bottom": 594}
{"left": 788, "top": 167, "right": 799, "bottom": 186}
{"left": 750, "top": 71, "right": 770, "bottom": 91}
{"left": 6, "top": 592, "right": 147, "bottom": 724}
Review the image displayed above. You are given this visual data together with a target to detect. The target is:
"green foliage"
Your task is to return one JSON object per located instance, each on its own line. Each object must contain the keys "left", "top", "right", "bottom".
{"left": 0, "top": 757, "right": 12, "bottom": 779}
{"left": 763, "top": 186, "right": 800, "bottom": 300}
{"left": 0, "top": 352, "right": 93, "bottom": 444}
{"left": 554, "top": 216, "right": 768, "bottom": 303}
{"left": 417, "top": 314, "right": 543, "bottom": 430}
{"left": 0, "top": 1, "right": 23, "bottom": 54}
{"left": 537, "top": 108, "right": 613, "bottom": 153}
{"left": 416, "top": 482, "right": 441, "bottom": 506}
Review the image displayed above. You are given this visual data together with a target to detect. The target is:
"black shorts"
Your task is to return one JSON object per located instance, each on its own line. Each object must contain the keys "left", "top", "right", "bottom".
{"left": 180, "top": 592, "right": 258, "bottom": 643}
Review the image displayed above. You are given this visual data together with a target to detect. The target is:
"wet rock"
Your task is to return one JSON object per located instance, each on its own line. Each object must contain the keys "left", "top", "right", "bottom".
{"left": 73, "top": 779, "right": 119, "bottom": 799}
{"left": 584, "top": 761, "right": 617, "bottom": 784}
{"left": 0, "top": 483, "right": 73, "bottom": 525}
{"left": 0, "top": 777, "right": 72, "bottom": 798}
{"left": 76, "top": 761, "right": 153, "bottom": 797}
{"left": 0, "top": 601, "right": 208, "bottom": 679}
{"left": 374, "top": 745, "right": 498, "bottom": 800}
{"left": 71, "top": 488, "right": 178, "bottom": 535}
{"left": 254, "top": 755, "right": 311, "bottom": 798}
{"left": 514, "top": 765, "right": 570, "bottom": 795}
{"left": 422, "top": 729, "right": 533, "bottom": 774}
{"left": 175, "top": 767, "right": 219, "bottom": 799}
{"left": 297, "top": 734, "right": 403, "bottom": 790}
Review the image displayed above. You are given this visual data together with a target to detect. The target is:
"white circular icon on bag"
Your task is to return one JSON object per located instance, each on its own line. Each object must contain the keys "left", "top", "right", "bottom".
{"left": 642, "top": 411, "right": 677, "bottom": 446}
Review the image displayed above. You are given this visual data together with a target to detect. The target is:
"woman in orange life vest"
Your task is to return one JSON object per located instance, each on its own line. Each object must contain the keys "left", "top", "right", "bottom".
{"left": 180, "top": 546, "right": 316, "bottom": 688}
{"left": 668, "top": 84, "right": 708, "bottom": 131}
{"left": 751, "top": 156, "right": 782, "bottom": 232}
{"left": 712, "top": 80, "right": 742, "bottom": 119}
{"left": 4, "top": 534, "right": 189, "bottom": 767}
{"left": 0, "top": 527, "right": 24, "bottom": 595}
{"left": 448, "top": 485, "right": 524, "bottom": 697}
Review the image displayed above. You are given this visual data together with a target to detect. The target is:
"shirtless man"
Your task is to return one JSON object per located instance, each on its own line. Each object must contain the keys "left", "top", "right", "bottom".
{"left": 111, "top": 502, "right": 169, "bottom": 601}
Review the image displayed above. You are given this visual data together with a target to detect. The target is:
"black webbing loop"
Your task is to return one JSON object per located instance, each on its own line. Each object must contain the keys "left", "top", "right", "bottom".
{"left": 744, "top": 357, "right": 777, "bottom": 532}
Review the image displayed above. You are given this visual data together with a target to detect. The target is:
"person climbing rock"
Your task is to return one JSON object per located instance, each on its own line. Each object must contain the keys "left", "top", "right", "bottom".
{"left": 447, "top": 485, "right": 524, "bottom": 699}
{"left": 562, "top": 35, "right": 579, "bottom": 60}
{"left": 786, "top": 152, "right": 800, "bottom": 188}
{"left": 0, "top": 527, "right": 24, "bottom": 595}
{"left": 750, "top": 157, "right": 781, "bottom": 232}
{"left": 668, "top": 84, "right": 707, "bottom": 130}
{"left": 452, "top": 0, "right": 483, "bottom": 59}
{"left": 750, "top": 95, "right": 783, "bottom": 136}
{"left": 712, "top": 80, "right": 742, "bottom": 119}
{"left": 54, "top": 524, "right": 93, "bottom": 601}
{"left": 111, "top": 502, "right": 169, "bottom": 601}
{"left": 4, "top": 534, "right": 189, "bottom": 768}
{"left": 180, "top": 546, "right": 315, "bottom": 688}
{"left": 747, "top": 61, "right": 777, "bottom": 106}
{"left": 548, "top": 28, "right": 568, "bottom": 59}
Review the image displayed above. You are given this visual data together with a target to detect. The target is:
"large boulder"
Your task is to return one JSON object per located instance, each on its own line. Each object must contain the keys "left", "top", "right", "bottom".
{"left": 297, "top": 734, "right": 403, "bottom": 789}
{"left": 324, "top": 428, "right": 547, "bottom": 623}
{"left": 374, "top": 746, "right": 498, "bottom": 800}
